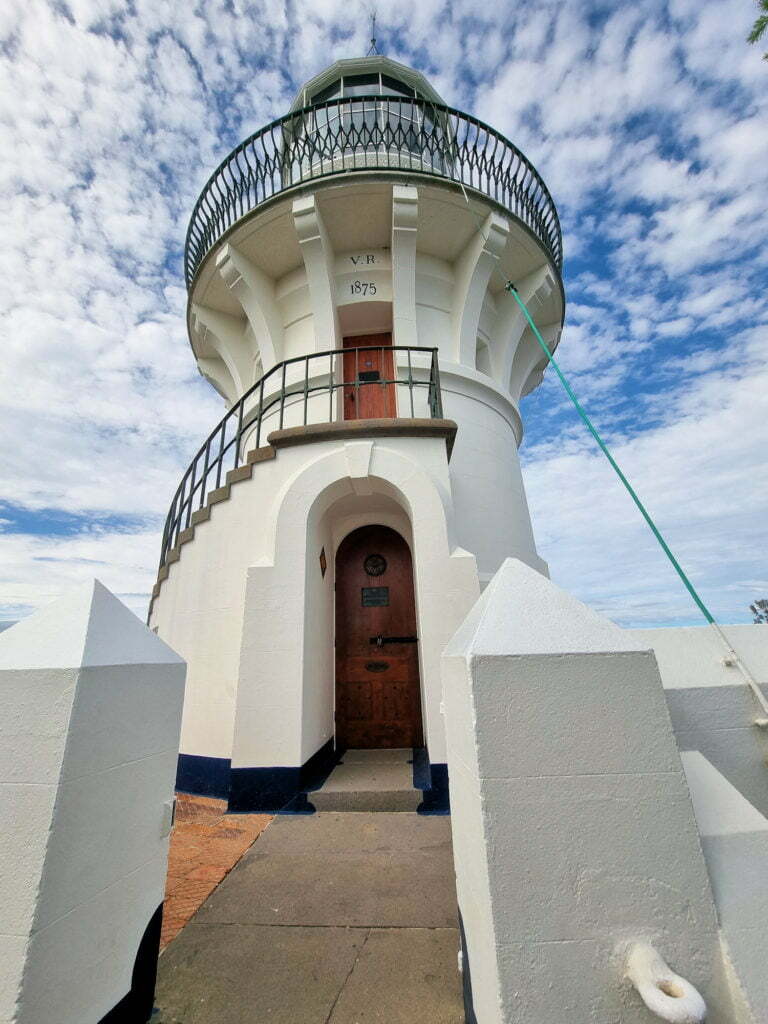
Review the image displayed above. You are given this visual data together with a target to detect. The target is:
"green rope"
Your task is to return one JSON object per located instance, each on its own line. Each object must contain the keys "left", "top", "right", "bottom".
{"left": 506, "top": 281, "right": 716, "bottom": 626}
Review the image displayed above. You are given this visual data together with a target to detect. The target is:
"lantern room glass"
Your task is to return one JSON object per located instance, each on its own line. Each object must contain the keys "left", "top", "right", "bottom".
{"left": 300, "top": 72, "right": 445, "bottom": 171}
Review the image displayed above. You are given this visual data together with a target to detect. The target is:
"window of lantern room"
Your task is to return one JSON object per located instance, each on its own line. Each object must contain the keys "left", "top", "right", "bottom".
{"left": 299, "top": 73, "right": 445, "bottom": 173}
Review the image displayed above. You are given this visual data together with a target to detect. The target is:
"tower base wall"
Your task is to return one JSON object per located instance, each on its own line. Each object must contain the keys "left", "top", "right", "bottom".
{"left": 150, "top": 429, "right": 481, "bottom": 811}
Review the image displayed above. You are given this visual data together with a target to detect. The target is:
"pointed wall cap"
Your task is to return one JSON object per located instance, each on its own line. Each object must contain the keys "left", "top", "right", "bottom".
{"left": 444, "top": 558, "right": 647, "bottom": 659}
{"left": 0, "top": 579, "right": 184, "bottom": 670}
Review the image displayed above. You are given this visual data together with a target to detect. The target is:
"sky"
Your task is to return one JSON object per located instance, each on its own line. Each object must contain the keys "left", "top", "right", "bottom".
{"left": 0, "top": 0, "right": 766, "bottom": 628}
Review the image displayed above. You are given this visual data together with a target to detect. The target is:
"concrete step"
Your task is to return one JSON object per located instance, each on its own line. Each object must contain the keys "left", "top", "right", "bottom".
{"left": 310, "top": 748, "right": 422, "bottom": 812}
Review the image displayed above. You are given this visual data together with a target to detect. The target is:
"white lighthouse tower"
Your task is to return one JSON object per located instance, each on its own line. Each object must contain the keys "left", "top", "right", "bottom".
{"left": 148, "top": 55, "right": 564, "bottom": 810}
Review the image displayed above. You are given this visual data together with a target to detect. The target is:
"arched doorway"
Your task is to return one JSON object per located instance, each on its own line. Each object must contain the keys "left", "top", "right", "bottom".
{"left": 335, "top": 524, "right": 423, "bottom": 748}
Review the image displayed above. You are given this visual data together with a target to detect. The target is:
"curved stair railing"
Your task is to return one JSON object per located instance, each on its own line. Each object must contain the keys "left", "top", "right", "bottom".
{"left": 159, "top": 345, "right": 443, "bottom": 568}
{"left": 184, "top": 95, "right": 563, "bottom": 288}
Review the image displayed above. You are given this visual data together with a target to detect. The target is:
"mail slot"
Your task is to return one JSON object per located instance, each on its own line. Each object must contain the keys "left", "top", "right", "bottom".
{"left": 365, "top": 661, "right": 389, "bottom": 673}
{"left": 358, "top": 370, "right": 381, "bottom": 382}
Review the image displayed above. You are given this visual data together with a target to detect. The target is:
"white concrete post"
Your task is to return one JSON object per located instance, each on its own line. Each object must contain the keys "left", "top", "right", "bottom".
{"left": 442, "top": 559, "right": 735, "bottom": 1023}
{"left": 0, "top": 580, "right": 185, "bottom": 1024}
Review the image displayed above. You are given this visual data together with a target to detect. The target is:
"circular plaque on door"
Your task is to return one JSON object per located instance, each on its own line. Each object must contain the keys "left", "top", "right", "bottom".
{"left": 364, "top": 553, "right": 387, "bottom": 577}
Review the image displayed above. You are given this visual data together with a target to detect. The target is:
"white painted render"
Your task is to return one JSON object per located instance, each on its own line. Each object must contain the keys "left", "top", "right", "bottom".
{"left": 682, "top": 752, "right": 768, "bottom": 1021}
{"left": 630, "top": 625, "right": 768, "bottom": 690}
{"left": 153, "top": 163, "right": 562, "bottom": 772}
{"left": 186, "top": 180, "right": 562, "bottom": 579}
{"left": 0, "top": 580, "right": 185, "bottom": 1024}
{"left": 151, "top": 435, "right": 480, "bottom": 766}
{"left": 442, "top": 559, "right": 745, "bottom": 1024}
{"left": 631, "top": 624, "right": 768, "bottom": 822}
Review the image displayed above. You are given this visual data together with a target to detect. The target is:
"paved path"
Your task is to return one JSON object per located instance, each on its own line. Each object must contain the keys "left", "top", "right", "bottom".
{"left": 154, "top": 812, "right": 464, "bottom": 1023}
{"left": 161, "top": 794, "right": 272, "bottom": 949}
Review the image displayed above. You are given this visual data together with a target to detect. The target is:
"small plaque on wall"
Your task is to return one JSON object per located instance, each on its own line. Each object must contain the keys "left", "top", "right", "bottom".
{"left": 362, "top": 586, "right": 389, "bottom": 607}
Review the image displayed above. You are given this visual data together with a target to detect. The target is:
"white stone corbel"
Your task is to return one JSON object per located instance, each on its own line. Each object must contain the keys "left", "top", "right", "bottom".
{"left": 391, "top": 185, "right": 419, "bottom": 349}
{"left": 292, "top": 194, "right": 341, "bottom": 352}
{"left": 215, "top": 243, "right": 283, "bottom": 372}
{"left": 451, "top": 212, "right": 510, "bottom": 367}
{"left": 197, "top": 356, "right": 236, "bottom": 405}
{"left": 192, "top": 303, "right": 253, "bottom": 397}
{"left": 511, "top": 322, "right": 562, "bottom": 401}
{"left": 496, "top": 265, "right": 555, "bottom": 388}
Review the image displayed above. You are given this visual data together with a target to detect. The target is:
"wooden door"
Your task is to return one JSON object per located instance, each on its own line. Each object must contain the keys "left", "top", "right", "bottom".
{"left": 335, "top": 524, "right": 423, "bottom": 749}
{"left": 343, "top": 333, "right": 396, "bottom": 420}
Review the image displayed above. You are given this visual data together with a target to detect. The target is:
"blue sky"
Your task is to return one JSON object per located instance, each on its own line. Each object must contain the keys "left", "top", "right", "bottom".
{"left": 0, "top": 0, "right": 766, "bottom": 626}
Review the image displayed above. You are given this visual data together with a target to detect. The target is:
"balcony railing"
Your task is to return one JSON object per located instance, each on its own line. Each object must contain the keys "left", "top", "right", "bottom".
{"left": 184, "top": 95, "right": 563, "bottom": 288}
{"left": 159, "top": 345, "right": 443, "bottom": 569}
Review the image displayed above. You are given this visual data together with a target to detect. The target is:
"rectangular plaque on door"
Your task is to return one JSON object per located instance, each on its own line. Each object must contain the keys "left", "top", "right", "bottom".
{"left": 361, "top": 586, "right": 389, "bottom": 607}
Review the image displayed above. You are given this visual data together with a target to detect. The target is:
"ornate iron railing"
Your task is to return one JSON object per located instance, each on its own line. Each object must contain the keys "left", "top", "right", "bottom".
{"left": 184, "top": 95, "right": 563, "bottom": 288}
{"left": 159, "top": 345, "right": 443, "bottom": 568}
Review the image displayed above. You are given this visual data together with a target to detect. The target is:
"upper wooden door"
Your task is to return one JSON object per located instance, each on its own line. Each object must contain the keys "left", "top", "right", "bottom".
{"left": 335, "top": 524, "right": 423, "bottom": 749}
{"left": 342, "top": 333, "right": 396, "bottom": 420}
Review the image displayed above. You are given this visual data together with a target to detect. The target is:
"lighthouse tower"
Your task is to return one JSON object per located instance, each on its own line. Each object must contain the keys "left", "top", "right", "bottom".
{"left": 148, "top": 56, "right": 564, "bottom": 810}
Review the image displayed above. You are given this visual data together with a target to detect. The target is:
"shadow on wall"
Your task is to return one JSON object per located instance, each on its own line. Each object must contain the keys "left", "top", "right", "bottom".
{"left": 100, "top": 906, "right": 163, "bottom": 1024}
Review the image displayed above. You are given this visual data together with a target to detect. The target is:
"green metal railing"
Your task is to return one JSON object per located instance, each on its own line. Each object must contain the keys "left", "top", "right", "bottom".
{"left": 184, "top": 95, "right": 563, "bottom": 288}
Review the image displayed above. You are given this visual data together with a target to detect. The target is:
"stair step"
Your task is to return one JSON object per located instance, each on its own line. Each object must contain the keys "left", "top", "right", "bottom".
{"left": 312, "top": 789, "right": 421, "bottom": 812}
{"left": 309, "top": 749, "right": 422, "bottom": 812}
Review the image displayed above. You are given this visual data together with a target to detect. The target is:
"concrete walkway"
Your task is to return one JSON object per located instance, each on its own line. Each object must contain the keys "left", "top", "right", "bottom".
{"left": 154, "top": 812, "right": 464, "bottom": 1023}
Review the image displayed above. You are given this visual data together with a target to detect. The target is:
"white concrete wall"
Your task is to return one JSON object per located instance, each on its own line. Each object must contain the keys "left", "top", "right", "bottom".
{"left": 623, "top": 625, "right": 768, "bottom": 1021}
{"left": 443, "top": 560, "right": 739, "bottom": 1024}
{"left": 682, "top": 752, "right": 768, "bottom": 1021}
{"left": 152, "top": 434, "right": 480, "bottom": 769}
{"left": 300, "top": 498, "right": 336, "bottom": 760}
{"left": 631, "top": 625, "right": 768, "bottom": 820}
{"left": 0, "top": 580, "right": 185, "bottom": 1024}
{"left": 441, "top": 377, "right": 546, "bottom": 580}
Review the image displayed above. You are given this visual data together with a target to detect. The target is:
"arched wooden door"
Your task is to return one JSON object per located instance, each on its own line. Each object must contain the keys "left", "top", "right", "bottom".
{"left": 335, "top": 524, "right": 423, "bottom": 749}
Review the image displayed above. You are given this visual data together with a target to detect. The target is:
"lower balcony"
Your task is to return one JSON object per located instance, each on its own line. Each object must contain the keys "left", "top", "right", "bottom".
{"left": 159, "top": 344, "right": 453, "bottom": 570}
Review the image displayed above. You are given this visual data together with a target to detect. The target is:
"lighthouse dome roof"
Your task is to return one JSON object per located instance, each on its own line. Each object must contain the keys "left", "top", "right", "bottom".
{"left": 290, "top": 56, "right": 446, "bottom": 112}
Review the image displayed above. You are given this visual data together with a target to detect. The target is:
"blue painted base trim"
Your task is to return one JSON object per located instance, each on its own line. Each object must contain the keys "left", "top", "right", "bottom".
{"left": 412, "top": 747, "right": 450, "bottom": 814}
{"left": 228, "top": 766, "right": 301, "bottom": 812}
{"left": 99, "top": 904, "right": 163, "bottom": 1023}
{"left": 175, "top": 739, "right": 339, "bottom": 814}
{"left": 301, "top": 736, "right": 340, "bottom": 791}
{"left": 458, "top": 911, "right": 477, "bottom": 1024}
{"left": 176, "top": 753, "right": 231, "bottom": 799}
{"left": 230, "top": 737, "right": 339, "bottom": 812}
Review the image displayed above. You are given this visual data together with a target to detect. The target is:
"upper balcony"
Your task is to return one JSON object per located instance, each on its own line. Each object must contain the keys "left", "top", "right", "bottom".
{"left": 184, "top": 94, "right": 563, "bottom": 291}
